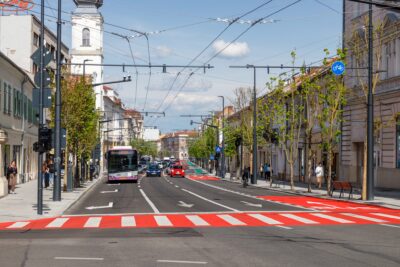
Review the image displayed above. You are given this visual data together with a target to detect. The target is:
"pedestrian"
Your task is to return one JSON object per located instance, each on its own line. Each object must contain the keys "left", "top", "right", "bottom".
{"left": 48, "top": 159, "right": 55, "bottom": 186}
{"left": 266, "top": 163, "right": 271, "bottom": 181}
{"left": 42, "top": 162, "right": 50, "bottom": 189}
{"left": 242, "top": 166, "right": 250, "bottom": 186}
{"left": 6, "top": 160, "right": 17, "bottom": 194}
{"left": 315, "top": 162, "right": 324, "bottom": 189}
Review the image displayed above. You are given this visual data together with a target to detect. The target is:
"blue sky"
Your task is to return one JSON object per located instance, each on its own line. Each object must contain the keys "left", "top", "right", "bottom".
{"left": 34, "top": 0, "right": 344, "bottom": 133}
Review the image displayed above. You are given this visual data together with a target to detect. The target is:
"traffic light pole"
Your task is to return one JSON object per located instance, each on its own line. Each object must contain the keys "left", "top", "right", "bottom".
{"left": 37, "top": 0, "right": 45, "bottom": 215}
{"left": 53, "top": 0, "right": 62, "bottom": 201}
{"left": 367, "top": 3, "right": 374, "bottom": 200}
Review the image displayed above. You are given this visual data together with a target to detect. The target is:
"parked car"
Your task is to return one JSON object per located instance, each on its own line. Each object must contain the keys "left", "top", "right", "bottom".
{"left": 146, "top": 164, "right": 161, "bottom": 177}
{"left": 170, "top": 164, "right": 185, "bottom": 178}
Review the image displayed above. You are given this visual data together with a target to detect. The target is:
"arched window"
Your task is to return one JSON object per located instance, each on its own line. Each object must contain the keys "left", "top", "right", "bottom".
{"left": 82, "top": 28, "right": 90, "bottom": 47}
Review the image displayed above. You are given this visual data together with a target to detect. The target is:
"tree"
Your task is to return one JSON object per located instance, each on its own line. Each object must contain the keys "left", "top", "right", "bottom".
{"left": 131, "top": 139, "right": 157, "bottom": 158}
{"left": 318, "top": 48, "right": 348, "bottom": 195}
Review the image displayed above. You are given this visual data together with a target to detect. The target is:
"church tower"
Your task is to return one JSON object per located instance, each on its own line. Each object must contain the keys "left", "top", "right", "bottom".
{"left": 71, "top": 0, "right": 104, "bottom": 110}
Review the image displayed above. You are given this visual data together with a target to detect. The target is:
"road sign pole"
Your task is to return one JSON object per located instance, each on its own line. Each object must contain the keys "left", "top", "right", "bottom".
{"left": 37, "top": 0, "right": 45, "bottom": 215}
{"left": 53, "top": 0, "right": 62, "bottom": 201}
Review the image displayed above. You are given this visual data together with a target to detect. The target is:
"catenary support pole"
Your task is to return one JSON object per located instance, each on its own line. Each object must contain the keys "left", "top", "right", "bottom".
{"left": 252, "top": 67, "right": 257, "bottom": 184}
{"left": 367, "top": 3, "right": 374, "bottom": 200}
{"left": 37, "top": 0, "right": 45, "bottom": 215}
{"left": 53, "top": 0, "right": 62, "bottom": 201}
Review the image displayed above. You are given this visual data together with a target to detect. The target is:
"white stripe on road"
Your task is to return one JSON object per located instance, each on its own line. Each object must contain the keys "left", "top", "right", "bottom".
{"left": 154, "top": 215, "right": 173, "bottom": 226}
{"left": 280, "top": 214, "right": 319, "bottom": 224}
{"left": 6, "top": 221, "right": 30, "bottom": 229}
{"left": 139, "top": 188, "right": 160, "bottom": 214}
{"left": 341, "top": 213, "right": 387, "bottom": 223}
{"left": 46, "top": 218, "right": 70, "bottom": 228}
{"left": 121, "top": 216, "right": 136, "bottom": 227}
{"left": 157, "top": 260, "right": 207, "bottom": 265}
{"left": 311, "top": 213, "right": 354, "bottom": 224}
{"left": 84, "top": 217, "right": 102, "bottom": 228}
{"left": 186, "top": 215, "right": 209, "bottom": 226}
{"left": 371, "top": 213, "right": 400, "bottom": 220}
{"left": 248, "top": 214, "right": 282, "bottom": 225}
{"left": 181, "top": 188, "right": 239, "bottom": 212}
{"left": 217, "top": 214, "right": 246, "bottom": 226}
{"left": 275, "top": 225, "right": 293, "bottom": 230}
{"left": 380, "top": 224, "right": 400, "bottom": 229}
{"left": 54, "top": 257, "right": 104, "bottom": 261}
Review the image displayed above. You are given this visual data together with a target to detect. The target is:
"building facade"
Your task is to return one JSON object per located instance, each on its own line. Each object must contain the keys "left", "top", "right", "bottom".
{"left": 341, "top": 1, "right": 400, "bottom": 189}
{"left": 160, "top": 131, "right": 197, "bottom": 160}
{"left": 0, "top": 51, "right": 38, "bottom": 196}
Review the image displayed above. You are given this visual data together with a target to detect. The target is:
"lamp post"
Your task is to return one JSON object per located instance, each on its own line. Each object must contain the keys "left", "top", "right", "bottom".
{"left": 218, "top": 96, "right": 225, "bottom": 178}
{"left": 83, "top": 59, "right": 92, "bottom": 78}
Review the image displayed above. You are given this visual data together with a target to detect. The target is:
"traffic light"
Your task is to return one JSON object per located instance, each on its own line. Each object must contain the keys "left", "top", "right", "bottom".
{"left": 33, "top": 127, "right": 53, "bottom": 153}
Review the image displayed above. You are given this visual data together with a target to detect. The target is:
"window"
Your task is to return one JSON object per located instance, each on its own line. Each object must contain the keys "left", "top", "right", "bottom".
{"left": 23, "top": 95, "right": 28, "bottom": 120}
{"left": 28, "top": 99, "right": 33, "bottom": 123}
{"left": 82, "top": 28, "right": 90, "bottom": 47}
{"left": 397, "top": 118, "right": 400, "bottom": 168}
{"left": 13, "top": 88, "right": 17, "bottom": 117}
{"left": 3, "top": 82, "right": 11, "bottom": 115}
{"left": 8, "top": 85, "right": 11, "bottom": 114}
{"left": 33, "top": 33, "right": 39, "bottom": 47}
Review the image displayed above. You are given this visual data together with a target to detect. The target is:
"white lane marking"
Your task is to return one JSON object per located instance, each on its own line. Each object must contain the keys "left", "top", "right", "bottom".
{"left": 181, "top": 188, "right": 239, "bottom": 212}
{"left": 341, "top": 213, "right": 387, "bottom": 223}
{"left": 154, "top": 215, "right": 173, "bottom": 226}
{"left": 187, "top": 178, "right": 310, "bottom": 210}
{"left": 275, "top": 225, "right": 293, "bottom": 230}
{"left": 311, "top": 213, "right": 354, "bottom": 224}
{"left": 178, "top": 201, "right": 194, "bottom": 208}
{"left": 107, "top": 183, "right": 120, "bottom": 186}
{"left": 240, "top": 201, "right": 262, "bottom": 208}
{"left": 248, "top": 214, "right": 282, "bottom": 225}
{"left": 84, "top": 217, "right": 102, "bottom": 228}
{"left": 157, "top": 260, "right": 207, "bottom": 265}
{"left": 380, "top": 224, "right": 400, "bottom": 229}
{"left": 186, "top": 215, "right": 209, "bottom": 226}
{"left": 139, "top": 188, "right": 160, "bottom": 214}
{"left": 46, "top": 218, "right": 70, "bottom": 228}
{"left": 371, "top": 213, "right": 400, "bottom": 220}
{"left": 7, "top": 221, "right": 30, "bottom": 229}
{"left": 175, "top": 185, "right": 180, "bottom": 188}
{"left": 100, "top": 189, "right": 119, "bottom": 193}
{"left": 54, "top": 257, "right": 104, "bottom": 261}
{"left": 217, "top": 214, "right": 246, "bottom": 226}
{"left": 280, "top": 214, "right": 319, "bottom": 224}
{"left": 121, "top": 216, "right": 136, "bottom": 227}
{"left": 85, "top": 202, "right": 113, "bottom": 210}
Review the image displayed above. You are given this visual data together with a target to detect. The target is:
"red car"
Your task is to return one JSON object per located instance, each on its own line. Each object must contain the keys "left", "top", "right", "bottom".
{"left": 170, "top": 165, "right": 185, "bottom": 177}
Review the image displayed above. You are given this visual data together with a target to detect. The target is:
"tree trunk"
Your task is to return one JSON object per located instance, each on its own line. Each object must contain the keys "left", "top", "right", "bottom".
{"left": 307, "top": 134, "right": 313, "bottom": 193}
{"left": 362, "top": 139, "right": 368, "bottom": 200}
{"left": 327, "top": 151, "right": 332, "bottom": 195}
{"left": 290, "top": 163, "right": 294, "bottom": 191}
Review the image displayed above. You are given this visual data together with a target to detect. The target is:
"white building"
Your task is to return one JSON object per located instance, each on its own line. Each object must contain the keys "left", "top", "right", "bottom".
{"left": 143, "top": 128, "right": 160, "bottom": 142}
{"left": 0, "top": 51, "right": 38, "bottom": 196}
{"left": 70, "top": 0, "right": 104, "bottom": 110}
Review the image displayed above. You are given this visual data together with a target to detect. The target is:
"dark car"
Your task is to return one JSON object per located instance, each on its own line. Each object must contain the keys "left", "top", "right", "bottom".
{"left": 146, "top": 164, "right": 161, "bottom": 177}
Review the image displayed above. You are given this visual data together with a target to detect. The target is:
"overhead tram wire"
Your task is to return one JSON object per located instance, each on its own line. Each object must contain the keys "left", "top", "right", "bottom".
{"left": 152, "top": 0, "right": 276, "bottom": 115}
{"left": 157, "top": 0, "right": 303, "bottom": 116}
{"left": 142, "top": 34, "right": 152, "bottom": 111}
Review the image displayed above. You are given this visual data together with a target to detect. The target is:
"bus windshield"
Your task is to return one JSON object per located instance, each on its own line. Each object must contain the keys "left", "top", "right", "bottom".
{"left": 107, "top": 150, "right": 138, "bottom": 173}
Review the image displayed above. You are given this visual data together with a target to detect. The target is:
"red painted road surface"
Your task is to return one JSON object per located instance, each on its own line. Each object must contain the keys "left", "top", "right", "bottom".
{"left": 186, "top": 175, "right": 220, "bottom": 181}
{"left": 0, "top": 211, "right": 399, "bottom": 231}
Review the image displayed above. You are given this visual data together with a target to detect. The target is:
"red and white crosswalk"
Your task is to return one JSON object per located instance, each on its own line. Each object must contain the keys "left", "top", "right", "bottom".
{"left": 1, "top": 211, "right": 399, "bottom": 230}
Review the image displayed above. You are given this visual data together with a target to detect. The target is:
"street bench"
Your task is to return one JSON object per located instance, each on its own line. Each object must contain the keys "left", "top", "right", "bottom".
{"left": 331, "top": 181, "right": 353, "bottom": 199}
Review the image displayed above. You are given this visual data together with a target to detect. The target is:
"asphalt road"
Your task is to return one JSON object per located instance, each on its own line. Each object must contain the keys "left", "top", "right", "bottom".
{"left": 1, "top": 170, "right": 399, "bottom": 266}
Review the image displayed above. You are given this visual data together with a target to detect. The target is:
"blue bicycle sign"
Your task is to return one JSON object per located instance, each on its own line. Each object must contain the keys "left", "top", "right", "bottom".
{"left": 331, "top": 61, "right": 345, "bottom": 76}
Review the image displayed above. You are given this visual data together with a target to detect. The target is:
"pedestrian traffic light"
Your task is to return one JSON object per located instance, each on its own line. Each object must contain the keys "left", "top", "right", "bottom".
{"left": 33, "top": 127, "right": 53, "bottom": 153}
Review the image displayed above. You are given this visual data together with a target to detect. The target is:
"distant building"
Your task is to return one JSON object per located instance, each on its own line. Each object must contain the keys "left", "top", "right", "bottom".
{"left": 143, "top": 128, "right": 160, "bottom": 142}
{"left": 160, "top": 130, "right": 198, "bottom": 160}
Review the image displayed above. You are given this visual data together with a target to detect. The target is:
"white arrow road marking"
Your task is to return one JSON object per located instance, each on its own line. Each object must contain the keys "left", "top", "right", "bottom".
{"left": 85, "top": 202, "right": 113, "bottom": 210}
{"left": 181, "top": 188, "right": 239, "bottom": 212}
{"left": 178, "top": 201, "right": 194, "bottom": 208}
{"left": 100, "top": 189, "right": 119, "bottom": 193}
{"left": 240, "top": 201, "right": 262, "bottom": 208}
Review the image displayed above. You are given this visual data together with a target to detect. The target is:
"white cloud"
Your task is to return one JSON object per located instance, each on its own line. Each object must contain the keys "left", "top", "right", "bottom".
{"left": 165, "top": 93, "right": 218, "bottom": 112}
{"left": 155, "top": 45, "right": 172, "bottom": 58}
{"left": 212, "top": 39, "right": 250, "bottom": 58}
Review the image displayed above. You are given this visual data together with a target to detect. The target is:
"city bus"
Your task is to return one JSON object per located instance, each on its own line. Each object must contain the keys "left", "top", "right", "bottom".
{"left": 106, "top": 146, "right": 138, "bottom": 182}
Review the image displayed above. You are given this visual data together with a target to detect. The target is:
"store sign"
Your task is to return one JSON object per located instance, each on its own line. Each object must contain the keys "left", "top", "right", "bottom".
{"left": 0, "top": 0, "right": 34, "bottom": 12}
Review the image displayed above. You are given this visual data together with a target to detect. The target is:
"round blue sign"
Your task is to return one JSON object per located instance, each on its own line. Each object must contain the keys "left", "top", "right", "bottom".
{"left": 331, "top": 61, "right": 345, "bottom": 76}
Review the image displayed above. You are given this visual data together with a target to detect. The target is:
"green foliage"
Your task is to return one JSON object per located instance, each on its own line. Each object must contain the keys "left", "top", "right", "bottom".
{"left": 131, "top": 139, "right": 157, "bottom": 157}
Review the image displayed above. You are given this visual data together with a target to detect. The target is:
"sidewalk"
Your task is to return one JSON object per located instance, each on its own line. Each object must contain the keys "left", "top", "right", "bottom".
{"left": 0, "top": 177, "right": 100, "bottom": 223}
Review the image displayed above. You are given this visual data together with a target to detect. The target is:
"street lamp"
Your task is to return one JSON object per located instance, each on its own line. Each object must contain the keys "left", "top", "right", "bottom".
{"left": 218, "top": 96, "right": 225, "bottom": 178}
{"left": 83, "top": 59, "right": 92, "bottom": 77}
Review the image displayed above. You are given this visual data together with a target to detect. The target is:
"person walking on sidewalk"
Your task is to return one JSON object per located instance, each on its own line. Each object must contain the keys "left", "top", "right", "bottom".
{"left": 47, "top": 159, "right": 55, "bottom": 186}
{"left": 42, "top": 162, "right": 50, "bottom": 189}
{"left": 6, "top": 160, "right": 17, "bottom": 194}
{"left": 315, "top": 162, "right": 324, "bottom": 189}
